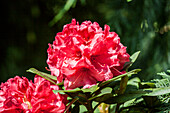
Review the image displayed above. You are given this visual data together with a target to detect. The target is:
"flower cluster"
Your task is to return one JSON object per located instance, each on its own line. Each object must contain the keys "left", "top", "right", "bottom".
{"left": 47, "top": 19, "right": 130, "bottom": 89}
{"left": 0, "top": 19, "right": 131, "bottom": 112}
{"left": 0, "top": 75, "right": 67, "bottom": 113}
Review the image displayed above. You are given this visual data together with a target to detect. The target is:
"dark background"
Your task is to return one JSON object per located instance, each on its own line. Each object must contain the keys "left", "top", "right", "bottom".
{"left": 1, "top": 0, "right": 170, "bottom": 82}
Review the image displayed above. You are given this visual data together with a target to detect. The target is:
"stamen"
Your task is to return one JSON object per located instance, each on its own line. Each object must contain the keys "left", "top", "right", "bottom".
{"left": 23, "top": 95, "right": 32, "bottom": 109}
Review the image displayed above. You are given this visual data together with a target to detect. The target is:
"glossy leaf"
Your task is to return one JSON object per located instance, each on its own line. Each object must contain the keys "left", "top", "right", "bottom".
{"left": 53, "top": 88, "right": 81, "bottom": 94}
{"left": 53, "top": 85, "right": 100, "bottom": 95}
{"left": 99, "top": 69, "right": 141, "bottom": 87}
{"left": 122, "top": 51, "right": 140, "bottom": 70}
{"left": 127, "top": 77, "right": 141, "bottom": 88}
{"left": 49, "top": 0, "right": 76, "bottom": 26}
{"left": 103, "top": 90, "right": 148, "bottom": 104}
{"left": 101, "top": 87, "right": 112, "bottom": 94}
{"left": 130, "top": 51, "right": 140, "bottom": 64}
{"left": 139, "top": 82, "right": 155, "bottom": 89}
{"left": 167, "top": 70, "right": 170, "bottom": 73}
{"left": 88, "top": 87, "right": 112, "bottom": 100}
{"left": 27, "top": 68, "right": 57, "bottom": 84}
{"left": 94, "top": 93, "right": 113, "bottom": 102}
{"left": 127, "top": 0, "right": 132, "bottom": 2}
{"left": 144, "top": 87, "right": 170, "bottom": 96}
{"left": 27, "top": 68, "right": 57, "bottom": 80}
{"left": 79, "top": 105, "right": 88, "bottom": 113}
{"left": 81, "top": 85, "right": 99, "bottom": 93}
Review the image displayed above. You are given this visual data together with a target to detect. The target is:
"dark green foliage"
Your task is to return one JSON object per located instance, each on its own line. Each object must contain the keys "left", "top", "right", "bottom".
{"left": 26, "top": 56, "right": 170, "bottom": 112}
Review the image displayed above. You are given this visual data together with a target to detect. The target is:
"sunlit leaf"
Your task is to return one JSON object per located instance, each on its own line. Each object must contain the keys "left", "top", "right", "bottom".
{"left": 81, "top": 85, "right": 99, "bottom": 93}
{"left": 88, "top": 87, "right": 112, "bottom": 100}
{"left": 79, "top": 105, "right": 87, "bottom": 113}
{"left": 130, "top": 51, "right": 140, "bottom": 64}
{"left": 122, "top": 51, "right": 140, "bottom": 70}
{"left": 101, "top": 87, "right": 112, "bottom": 94}
{"left": 139, "top": 82, "right": 155, "bottom": 89}
{"left": 71, "top": 103, "right": 80, "bottom": 113}
{"left": 99, "top": 69, "right": 141, "bottom": 87}
{"left": 127, "top": 0, "right": 132, "bottom": 2}
{"left": 65, "top": 97, "right": 79, "bottom": 113}
{"left": 167, "top": 70, "right": 170, "bottom": 73}
{"left": 53, "top": 88, "right": 81, "bottom": 94}
{"left": 27, "top": 68, "right": 57, "bottom": 85}
{"left": 127, "top": 77, "right": 141, "bottom": 89}
{"left": 144, "top": 87, "right": 170, "bottom": 96}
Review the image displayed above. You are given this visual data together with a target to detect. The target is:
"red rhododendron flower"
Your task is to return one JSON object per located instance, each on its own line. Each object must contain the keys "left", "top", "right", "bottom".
{"left": 47, "top": 19, "right": 130, "bottom": 90}
{"left": 0, "top": 75, "right": 67, "bottom": 113}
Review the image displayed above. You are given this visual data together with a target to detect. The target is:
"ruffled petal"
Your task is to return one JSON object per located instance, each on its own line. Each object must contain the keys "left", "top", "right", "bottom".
{"left": 47, "top": 19, "right": 130, "bottom": 89}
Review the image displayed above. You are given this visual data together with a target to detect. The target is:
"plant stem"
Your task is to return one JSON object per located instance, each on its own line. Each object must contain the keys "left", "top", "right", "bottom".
{"left": 115, "top": 75, "right": 129, "bottom": 113}
{"left": 85, "top": 100, "right": 93, "bottom": 113}
{"left": 115, "top": 103, "right": 120, "bottom": 113}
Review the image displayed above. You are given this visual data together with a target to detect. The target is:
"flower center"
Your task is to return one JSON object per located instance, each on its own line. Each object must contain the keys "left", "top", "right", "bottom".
{"left": 23, "top": 95, "right": 32, "bottom": 109}
{"left": 83, "top": 39, "right": 91, "bottom": 45}
{"left": 90, "top": 55, "right": 99, "bottom": 61}
{"left": 75, "top": 51, "right": 82, "bottom": 59}
{"left": 80, "top": 67, "right": 89, "bottom": 72}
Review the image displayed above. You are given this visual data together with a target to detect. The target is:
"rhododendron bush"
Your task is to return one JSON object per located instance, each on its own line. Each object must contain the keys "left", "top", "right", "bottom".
{"left": 1, "top": 19, "right": 170, "bottom": 113}
{"left": 47, "top": 19, "right": 130, "bottom": 90}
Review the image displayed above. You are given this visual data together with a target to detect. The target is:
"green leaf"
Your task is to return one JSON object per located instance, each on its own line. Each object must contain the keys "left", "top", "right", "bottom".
{"left": 49, "top": 0, "right": 76, "bottom": 26}
{"left": 88, "top": 87, "right": 112, "bottom": 100}
{"left": 167, "top": 70, "right": 170, "bottom": 73}
{"left": 103, "top": 90, "right": 148, "bottom": 104}
{"left": 79, "top": 105, "right": 88, "bottom": 113}
{"left": 99, "top": 69, "right": 141, "bottom": 87}
{"left": 101, "top": 87, "right": 112, "bottom": 94}
{"left": 122, "top": 51, "right": 140, "bottom": 70}
{"left": 130, "top": 51, "right": 140, "bottom": 64}
{"left": 157, "top": 71, "right": 170, "bottom": 79}
{"left": 27, "top": 68, "right": 57, "bottom": 80}
{"left": 94, "top": 93, "right": 113, "bottom": 102}
{"left": 53, "top": 85, "right": 100, "bottom": 95}
{"left": 139, "top": 82, "right": 155, "bottom": 89}
{"left": 144, "top": 87, "right": 170, "bottom": 96}
{"left": 56, "top": 81, "right": 64, "bottom": 86}
{"left": 127, "top": 77, "right": 141, "bottom": 89}
{"left": 81, "top": 85, "right": 99, "bottom": 93}
{"left": 53, "top": 88, "right": 81, "bottom": 94}
{"left": 71, "top": 103, "right": 80, "bottom": 113}
{"left": 65, "top": 97, "right": 79, "bottom": 113}
{"left": 27, "top": 68, "right": 57, "bottom": 85}
{"left": 92, "top": 101, "right": 101, "bottom": 113}
{"left": 127, "top": 0, "right": 132, "bottom": 2}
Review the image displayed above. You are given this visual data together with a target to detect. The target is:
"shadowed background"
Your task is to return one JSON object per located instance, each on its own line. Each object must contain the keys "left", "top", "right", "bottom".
{"left": 1, "top": 0, "right": 170, "bottom": 82}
